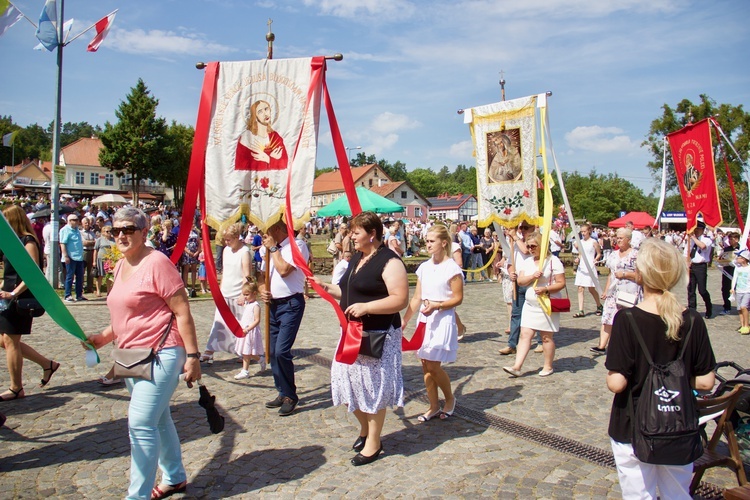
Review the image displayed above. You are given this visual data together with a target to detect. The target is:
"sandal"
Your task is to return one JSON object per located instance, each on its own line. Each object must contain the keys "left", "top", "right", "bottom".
{"left": 199, "top": 354, "right": 214, "bottom": 364}
{"left": 595, "top": 305, "right": 603, "bottom": 316}
{"left": 0, "top": 387, "right": 24, "bottom": 402}
{"left": 417, "top": 408, "right": 442, "bottom": 422}
{"left": 440, "top": 398, "right": 457, "bottom": 420}
{"left": 40, "top": 361, "right": 60, "bottom": 388}
{"left": 151, "top": 480, "right": 187, "bottom": 499}
{"left": 572, "top": 310, "right": 585, "bottom": 318}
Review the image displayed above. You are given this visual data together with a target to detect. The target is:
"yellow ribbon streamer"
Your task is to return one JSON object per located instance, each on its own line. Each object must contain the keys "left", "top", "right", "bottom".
{"left": 459, "top": 243, "right": 500, "bottom": 274}
{"left": 535, "top": 106, "right": 554, "bottom": 316}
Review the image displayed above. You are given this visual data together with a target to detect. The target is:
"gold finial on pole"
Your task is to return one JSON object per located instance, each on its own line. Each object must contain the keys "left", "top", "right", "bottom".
{"left": 266, "top": 18, "right": 275, "bottom": 60}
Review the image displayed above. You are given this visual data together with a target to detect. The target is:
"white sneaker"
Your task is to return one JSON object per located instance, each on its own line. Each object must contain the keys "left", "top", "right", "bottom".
{"left": 234, "top": 370, "right": 250, "bottom": 380}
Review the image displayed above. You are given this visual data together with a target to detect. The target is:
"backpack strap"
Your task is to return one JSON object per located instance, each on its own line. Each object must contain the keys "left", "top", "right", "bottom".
{"left": 623, "top": 308, "right": 695, "bottom": 366}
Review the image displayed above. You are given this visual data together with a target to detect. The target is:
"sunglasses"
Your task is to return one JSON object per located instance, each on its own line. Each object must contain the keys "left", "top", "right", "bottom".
{"left": 527, "top": 244, "right": 539, "bottom": 249}
{"left": 519, "top": 226, "right": 530, "bottom": 230}
{"left": 111, "top": 225, "right": 140, "bottom": 236}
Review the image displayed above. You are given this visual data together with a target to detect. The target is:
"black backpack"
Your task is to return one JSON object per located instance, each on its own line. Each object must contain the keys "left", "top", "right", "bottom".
{"left": 624, "top": 310, "right": 703, "bottom": 465}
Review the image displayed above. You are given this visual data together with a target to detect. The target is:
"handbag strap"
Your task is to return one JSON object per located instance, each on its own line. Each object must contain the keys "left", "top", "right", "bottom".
{"left": 548, "top": 257, "right": 569, "bottom": 299}
{"left": 156, "top": 314, "right": 175, "bottom": 351}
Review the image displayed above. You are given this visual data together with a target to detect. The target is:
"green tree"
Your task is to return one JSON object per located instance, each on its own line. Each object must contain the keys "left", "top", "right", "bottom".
{"left": 99, "top": 79, "right": 169, "bottom": 205}
{"left": 48, "top": 121, "right": 102, "bottom": 148}
{"left": 154, "top": 121, "right": 194, "bottom": 207}
{"left": 643, "top": 94, "right": 750, "bottom": 224}
{"left": 407, "top": 168, "right": 440, "bottom": 197}
{"left": 557, "top": 170, "right": 651, "bottom": 225}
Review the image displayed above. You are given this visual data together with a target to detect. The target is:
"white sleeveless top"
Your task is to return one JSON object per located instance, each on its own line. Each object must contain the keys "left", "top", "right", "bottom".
{"left": 221, "top": 245, "right": 250, "bottom": 298}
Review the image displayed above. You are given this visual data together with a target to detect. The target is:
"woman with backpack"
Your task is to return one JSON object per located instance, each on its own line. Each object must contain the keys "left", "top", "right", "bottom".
{"left": 605, "top": 238, "right": 716, "bottom": 499}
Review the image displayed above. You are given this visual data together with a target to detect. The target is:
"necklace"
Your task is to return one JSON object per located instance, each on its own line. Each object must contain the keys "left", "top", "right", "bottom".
{"left": 355, "top": 246, "right": 381, "bottom": 274}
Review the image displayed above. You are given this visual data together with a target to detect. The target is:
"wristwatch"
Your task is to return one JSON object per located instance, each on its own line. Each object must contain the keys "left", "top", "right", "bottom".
{"left": 269, "top": 246, "right": 278, "bottom": 253}
{"left": 186, "top": 352, "right": 201, "bottom": 359}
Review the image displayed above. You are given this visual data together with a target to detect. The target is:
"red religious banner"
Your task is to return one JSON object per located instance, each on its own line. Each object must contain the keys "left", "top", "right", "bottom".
{"left": 667, "top": 119, "right": 722, "bottom": 232}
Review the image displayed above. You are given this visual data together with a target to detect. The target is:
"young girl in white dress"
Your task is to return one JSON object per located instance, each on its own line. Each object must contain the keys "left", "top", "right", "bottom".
{"left": 573, "top": 223, "right": 603, "bottom": 317}
{"left": 402, "top": 224, "right": 464, "bottom": 422}
{"left": 234, "top": 281, "right": 265, "bottom": 379}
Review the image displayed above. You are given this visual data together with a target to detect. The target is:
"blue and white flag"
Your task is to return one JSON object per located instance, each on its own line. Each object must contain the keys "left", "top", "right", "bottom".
{"left": 35, "top": 0, "right": 58, "bottom": 51}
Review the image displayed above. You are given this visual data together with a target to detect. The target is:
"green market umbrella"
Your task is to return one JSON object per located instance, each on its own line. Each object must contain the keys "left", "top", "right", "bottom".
{"left": 316, "top": 186, "right": 405, "bottom": 216}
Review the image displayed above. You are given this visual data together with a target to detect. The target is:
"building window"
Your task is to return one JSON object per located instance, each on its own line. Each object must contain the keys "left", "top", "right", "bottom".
{"left": 90, "top": 173, "right": 99, "bottom": 185}
{"left": 104, "top": 174, "right": 114, "bottom": 186}
{"left": 75, "top": 172, "right": 85, "bottom": 184}
{"left": 369, "top": 179, "right": 373, "bottom": 187}
{"left": 401, "top": 191, "right": 407, "bottom": 199}
{"left": 414, "top": 207, "right": 422, "bottom": 217}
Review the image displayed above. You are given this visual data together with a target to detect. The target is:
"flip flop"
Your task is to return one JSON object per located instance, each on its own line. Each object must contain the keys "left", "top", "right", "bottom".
{"left": 417, "top": 409, "right": 442, "bottom": 422}
{"left": 572, "top": 310, "right": 585, "bottom": 318}
{"left": 40, "top": 361, "right": 60, "bottom": 388}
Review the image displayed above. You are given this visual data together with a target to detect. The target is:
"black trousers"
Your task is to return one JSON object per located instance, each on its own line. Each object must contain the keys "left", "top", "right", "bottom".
{"left": 722, "top": 266, "right": 735, "bottom": 311}
{"left": 688, "top": 262, "right": 712, "bottom": 315}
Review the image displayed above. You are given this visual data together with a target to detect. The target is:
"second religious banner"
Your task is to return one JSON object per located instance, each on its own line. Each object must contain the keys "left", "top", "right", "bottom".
{"left": 464, "top": 95, "right": 540, "bottom": 228}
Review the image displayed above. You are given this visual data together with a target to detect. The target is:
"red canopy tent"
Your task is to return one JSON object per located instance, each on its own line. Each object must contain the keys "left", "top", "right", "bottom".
{"left": 608, "top": 211, "right": 656, "bottom": 229}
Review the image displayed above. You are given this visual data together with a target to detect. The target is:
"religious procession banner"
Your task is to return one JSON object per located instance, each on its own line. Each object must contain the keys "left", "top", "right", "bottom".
{"left": 464, "top": 95, "right": 540, "bottom": 228}
{"left": 667, "top": 118, "right": 722, "bottom": 231}
{"left": 204, "top": 57, "right": 321, "bottom": 233}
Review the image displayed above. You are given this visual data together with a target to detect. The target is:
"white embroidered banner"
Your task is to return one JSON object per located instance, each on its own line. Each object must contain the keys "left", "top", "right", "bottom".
{"left": 204, "top": 57, "right": 320, "bottom": 232}
{"left": 464, "top": 95, "right": 539, "bottom": 228}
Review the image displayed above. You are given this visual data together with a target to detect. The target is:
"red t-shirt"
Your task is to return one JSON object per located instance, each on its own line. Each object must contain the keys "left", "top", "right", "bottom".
{"left": 107, "top": 250, "right": 185, "bottom": 349}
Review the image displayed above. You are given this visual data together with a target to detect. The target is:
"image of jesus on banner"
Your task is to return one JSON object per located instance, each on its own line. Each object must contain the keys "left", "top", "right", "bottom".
{"left": 235, "top": 98, "right": 289, "bottom": 172}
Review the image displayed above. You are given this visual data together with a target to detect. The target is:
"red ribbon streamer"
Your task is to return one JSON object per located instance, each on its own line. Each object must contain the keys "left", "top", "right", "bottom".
{"left": 710, "top": 118, "right": 745, "bottom": 232}
{"left": 401, "top": 322, "right": 426, "bottom": 351}
{"left": 180, "top": 62, "right": 244, "bottom": 338}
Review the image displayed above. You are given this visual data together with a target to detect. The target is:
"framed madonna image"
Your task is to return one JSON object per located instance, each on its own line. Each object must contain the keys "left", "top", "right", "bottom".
{"left": 486, "top": 128, "right": 522, "bottom": 184}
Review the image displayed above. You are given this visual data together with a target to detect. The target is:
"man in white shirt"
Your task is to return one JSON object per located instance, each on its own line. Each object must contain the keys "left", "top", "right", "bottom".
{"left": 685, "top": 220, "right": 713, "bottom": 318}
{"left": 259, "top": 220, "right": 310, "bottom": 416}
{"left": 626, "top": 221, "right": 644, "bottom": 249}
{"left": 332, "top": 251, "right": 352, "bottom": 285}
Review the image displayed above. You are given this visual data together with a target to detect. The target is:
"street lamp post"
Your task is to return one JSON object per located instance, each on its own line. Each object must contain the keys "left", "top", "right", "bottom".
{"left": 345, "top": 146, "right": 362, "bottom": 165}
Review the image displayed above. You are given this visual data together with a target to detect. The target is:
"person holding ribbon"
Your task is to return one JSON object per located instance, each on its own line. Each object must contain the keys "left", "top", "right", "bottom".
{"left": 84, "top": 207, "right": 201, "bottom": 499}
{"left": 310, "top": 211, "right": 408, "bottom": 466}
{"left": 503, "top": 231, "right": 565, "bottom": 378}
{"left": 0, "top": 205, "right": 59, "bottom": 401}
{"left": 402, "top": 224, "right": 463, "bottom": 421}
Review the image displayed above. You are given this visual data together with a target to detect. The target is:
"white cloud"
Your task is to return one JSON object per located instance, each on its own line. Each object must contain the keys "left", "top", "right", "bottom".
{"left": 302, "top": 0, "right": 416, "bottom": 18}
{"left": 564, "top": 126, "right": 639, "bottom": 153}
{"left": 347, "top": 112, "right": 421, "bottom": 156}
{"left": 448, "top": 139, "right": 473, "bottom": 159}
{"left": 107, "top": 28, "right": 237, "bottom": 56}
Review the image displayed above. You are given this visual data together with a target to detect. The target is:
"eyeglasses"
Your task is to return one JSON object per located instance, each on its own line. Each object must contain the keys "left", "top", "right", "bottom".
{"left": 111, "top": 225, "right": 140, "bottom": 236}
{"left": 527, "top": 244, "right": 539, "bottom": 249}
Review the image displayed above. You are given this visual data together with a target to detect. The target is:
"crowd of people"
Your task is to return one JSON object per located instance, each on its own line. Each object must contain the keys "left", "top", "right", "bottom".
{"left": 0, "top": 194, "right": 742, "bottom": 498}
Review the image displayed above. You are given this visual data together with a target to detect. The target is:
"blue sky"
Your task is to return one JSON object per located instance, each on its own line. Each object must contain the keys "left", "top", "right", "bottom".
{"left": 1, "top": 0, "right": 748, "bottom": 194}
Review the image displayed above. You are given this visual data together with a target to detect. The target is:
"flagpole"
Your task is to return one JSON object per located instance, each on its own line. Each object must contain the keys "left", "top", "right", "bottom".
{"left": 49, "top": 0, "right": 65, "bottom": 288}
{"left": 10, "top": 2, "right": 38, "bottom": 28}
{"left": 64, "top": 9, "right": 117, "bottom": 45}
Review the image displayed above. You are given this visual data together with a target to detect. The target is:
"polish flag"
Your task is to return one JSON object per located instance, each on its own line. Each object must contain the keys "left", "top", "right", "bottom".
{"left": 87, "top": 10, "right": 116, "bottom": 52}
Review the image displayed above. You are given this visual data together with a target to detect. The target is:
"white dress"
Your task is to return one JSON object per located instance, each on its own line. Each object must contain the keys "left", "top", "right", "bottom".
{"left": 234, "top": 300, "right": 264, "bottom": 357}
{"left": 574, "top": 237, "right": 599, "bottom": 287}
{"left": 415, "top": 258, "right": 463, "bottom": 363}
{"left": 520, "top": 256, "right": 564, "bottom": 332}
{"left": 205, "top": 245, "right": 250, "bottom": 353}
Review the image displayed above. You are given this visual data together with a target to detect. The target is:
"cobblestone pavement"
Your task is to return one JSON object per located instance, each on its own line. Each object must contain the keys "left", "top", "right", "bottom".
{"left": 0, "top": 269, "right": 748, "bottom": 499}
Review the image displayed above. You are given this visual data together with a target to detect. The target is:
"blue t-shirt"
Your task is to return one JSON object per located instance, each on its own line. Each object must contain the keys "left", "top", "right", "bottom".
{"left": 59, "top": 225, "right": 84, "bottom": 261}
{"left": 252, "top": 234, "right": 263, "bottom": 262}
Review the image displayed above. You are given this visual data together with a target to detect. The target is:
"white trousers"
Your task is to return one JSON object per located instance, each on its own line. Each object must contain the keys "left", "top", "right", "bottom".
{"left": 610, "top": 438, "right": 692, "bottom": 500}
